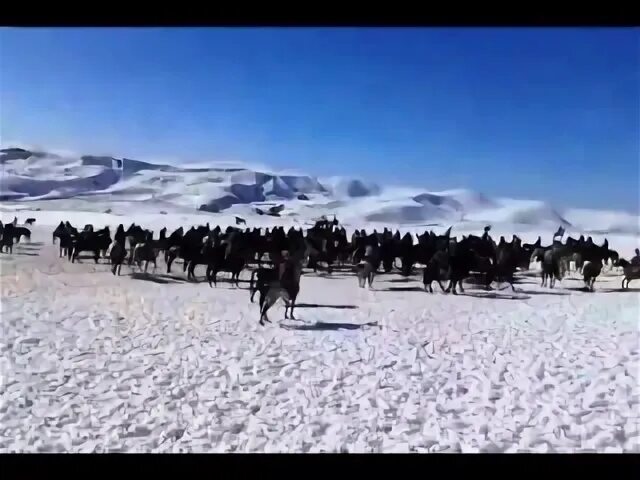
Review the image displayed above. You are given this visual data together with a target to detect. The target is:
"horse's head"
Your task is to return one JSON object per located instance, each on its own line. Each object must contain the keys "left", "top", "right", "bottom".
{"left": 615, "top": 258, "right": 629, "bottom": 268}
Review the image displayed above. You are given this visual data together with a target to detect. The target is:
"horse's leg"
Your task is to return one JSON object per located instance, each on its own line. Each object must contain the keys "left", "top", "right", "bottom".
{"left": 289, "top": 294, "right": 298, "bottom": 320}
{"left": 188, "top": 262, "right": 196, "bottom": 281}
{"left": 250, "top": 278, "right": 257, "bottom": 302}
{"left": 260, "top": 292, "right": 276, "bottom": 325}
{"left": 144, "top": 260, "right": 149, "bottom": 273}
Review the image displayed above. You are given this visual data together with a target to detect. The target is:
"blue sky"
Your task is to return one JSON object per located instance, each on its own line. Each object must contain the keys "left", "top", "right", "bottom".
{"left": 2, "top": 27, "right": 638, "bottom": 212}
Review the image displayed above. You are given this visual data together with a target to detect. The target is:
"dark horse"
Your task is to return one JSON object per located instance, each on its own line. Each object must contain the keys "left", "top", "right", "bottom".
{"left": 205, "top": 241, "right": 248, "bottom": 288}
{"left": 258, "top": 247, "right": 307, "bottom": 326}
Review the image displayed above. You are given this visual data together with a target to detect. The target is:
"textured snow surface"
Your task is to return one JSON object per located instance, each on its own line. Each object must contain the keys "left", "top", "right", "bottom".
{"left": 1, "top": 226, "right": 639, "bottom": 453}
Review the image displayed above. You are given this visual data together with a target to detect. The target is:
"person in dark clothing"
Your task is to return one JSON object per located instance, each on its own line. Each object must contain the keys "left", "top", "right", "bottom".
{"left": 631, "top": 248, "right": 640, "bottom": 266}
{"left": 278, "top": 250, "right": 292, "bottom": 279}
{"left": 481, "top": 225, "right": 492, "bottom": 243}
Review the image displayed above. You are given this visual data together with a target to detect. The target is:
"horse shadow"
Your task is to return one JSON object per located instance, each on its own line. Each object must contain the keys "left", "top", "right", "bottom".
{"left": 565, "top": 286, "right": 593, "bottom": 293}
{"left": 599, "top": 287, "right": 640, "bottom": 293}
{"left": 516, "top": 289, "right": 570, "bottom": 296}
{"left": 130, "top": 272, "right": 184, "bottom": 284}
{"left": 156, "top": 274, "right": 189, "bottom": 283}
{"left": 294, "top": 303, "right": 358, "bottom": 310}
{"left": 314, "top": 272, "right": 352, "bottom": 278}
{"left": 388, "top": 277, "right": 413, "bottom": 283}
{"left": 460, "top": 291, "right": 531, "bottom": 300}
{"left": 382, "top": 286, "right": 424, "bottom": 292}
{"left": 281, "top": 321, "right": 377, "bottom": 331}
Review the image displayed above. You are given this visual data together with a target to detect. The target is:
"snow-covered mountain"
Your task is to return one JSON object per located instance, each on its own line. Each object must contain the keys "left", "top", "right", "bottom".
{"left": 1, "top": 146, "right": 638, "bottom": 234}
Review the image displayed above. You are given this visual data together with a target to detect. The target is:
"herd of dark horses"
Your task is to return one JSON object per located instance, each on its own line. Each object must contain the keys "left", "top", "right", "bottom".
{"left": 49, "top": 218, "right": 640, "bottom": 324}
{"left": 0, "top": 219, "right": 32, "bottom": 254}
{"left": 3, "top": 216, "right": 638, "bottom": 327}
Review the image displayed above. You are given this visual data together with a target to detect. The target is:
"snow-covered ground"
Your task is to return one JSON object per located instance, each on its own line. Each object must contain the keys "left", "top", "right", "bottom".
{"left": 1, "top": 226, "right": 639, "bottom": 453}
{"left": 1, "top": 145, "right": 639, "bottom": 453}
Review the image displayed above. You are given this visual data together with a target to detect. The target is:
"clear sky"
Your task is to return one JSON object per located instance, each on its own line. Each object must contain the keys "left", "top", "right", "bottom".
{"left": 2, "top": 27, "right": 638, "bottom": 212}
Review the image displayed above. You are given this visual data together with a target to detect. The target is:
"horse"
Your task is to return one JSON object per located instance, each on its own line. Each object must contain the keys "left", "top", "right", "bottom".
{"left": 205, "top": 245, "right": 247, "bottom": 288}
{"left": 0, "top": 224, "right": 15, "bottom": 254}
{"left": 582, "top": 260, "right": 603, "bottom": 292}
{"left": 249, "top": 267, "right": 278, "bottom": 303}
{"left": 109, "top": 240, "right": 128, "bottom": 276}
{"left": 614, "top": 258, "right": 640, "bottom": 289}
{"left": 541, "top": 250, "right": 562, "bottom": 288}
{"left": 258, "top": 247, "right": 308, "bottom": 326}
{"left": 422, "top": 250, "right": 450, "bottom": 293}
{"left": 11, "top": 227, "right": 31, "bottom": 244}
{"left": 70, "top": 227, "right": 110, "bottom": 264}
{"left": 131, "top": 233, "right": 160, "bottom": 273}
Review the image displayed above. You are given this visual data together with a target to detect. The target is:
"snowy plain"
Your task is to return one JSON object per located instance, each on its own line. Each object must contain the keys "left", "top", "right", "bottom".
{"left": 0, "top": 147, "right": 639, "bottom": 453}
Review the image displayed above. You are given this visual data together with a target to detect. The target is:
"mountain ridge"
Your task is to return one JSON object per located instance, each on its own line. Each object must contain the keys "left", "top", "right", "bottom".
{"left": 1, "top": 146, "right": 638, "bottom": 234}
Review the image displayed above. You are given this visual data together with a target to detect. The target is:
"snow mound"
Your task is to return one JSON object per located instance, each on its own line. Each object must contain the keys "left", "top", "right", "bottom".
{"left": 460, "top": 199, "right": 571, "bottom": 227}
{"left": 322, "top": 177, "right": 381, "bottom": 198}
{"left": 564, "top": 208, "right": 640, "bottom": 235}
